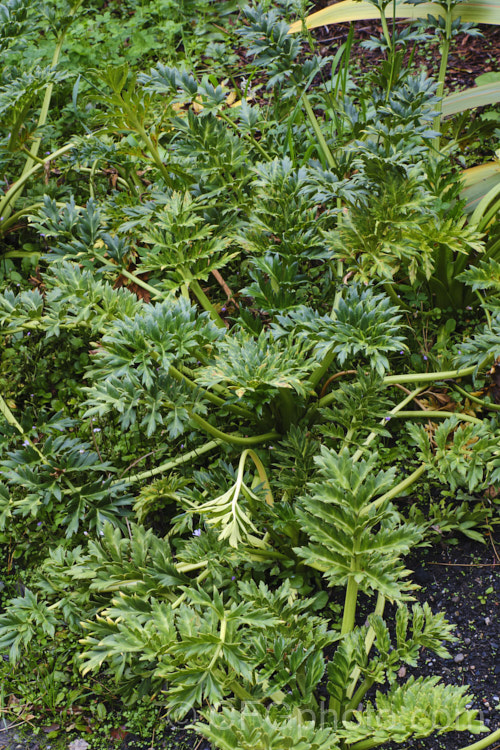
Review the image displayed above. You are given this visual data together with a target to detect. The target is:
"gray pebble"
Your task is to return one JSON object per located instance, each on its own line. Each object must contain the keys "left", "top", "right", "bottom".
{"left": 454, "top": 653, "right": 465, "bottom": 663}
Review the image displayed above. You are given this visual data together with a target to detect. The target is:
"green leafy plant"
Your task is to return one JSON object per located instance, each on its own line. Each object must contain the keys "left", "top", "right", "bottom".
{"left": 289, "top": 0, "right": 500, "bottom": 312}
{"left": 0, "top": 0, "right": 83, "bottom": 240}
{"left": 1, "top": 3, "right": 500, "bottom": 750}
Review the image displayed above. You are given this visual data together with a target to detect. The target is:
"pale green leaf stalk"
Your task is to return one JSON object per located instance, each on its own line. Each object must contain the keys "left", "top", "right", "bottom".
{"left": 0, "top": 1, "right": 83, "bottom": 229}
{"left": 459, "top": 728, "right": 500, "bottom": 750}
{"left": 0, "top": 143, "right": 75, "bottom": 228}
{"left": 432, "top": 0, "right": 454, "bottom": 150}
{"left": 189, "top": 448, "right": 273, "bottom": 548}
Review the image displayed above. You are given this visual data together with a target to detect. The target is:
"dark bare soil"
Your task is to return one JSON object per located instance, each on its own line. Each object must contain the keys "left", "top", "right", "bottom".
{"left": 389, "top": 533, "right": 500, "bottom": 750}
{"left": 314, "top": 17, "right": 500, "bottom": 93}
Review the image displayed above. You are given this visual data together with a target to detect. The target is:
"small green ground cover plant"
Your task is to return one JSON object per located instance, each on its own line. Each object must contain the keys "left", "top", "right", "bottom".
{"left": 0, "top": 0, "right": 500, "bottom": 747}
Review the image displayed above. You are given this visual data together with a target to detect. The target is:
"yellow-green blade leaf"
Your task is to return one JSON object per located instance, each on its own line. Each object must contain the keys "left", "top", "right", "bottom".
{"left": 460, "top": 161, "right": 500, "bottom": 215}
{"left": 288, "top": 0, "right": 500, "bottom": 33}
{"left": 442, "top": 82, "right": 500, "bottom": 116}
{"left": 470, "top": 181, "right": 500, "bottom": 226}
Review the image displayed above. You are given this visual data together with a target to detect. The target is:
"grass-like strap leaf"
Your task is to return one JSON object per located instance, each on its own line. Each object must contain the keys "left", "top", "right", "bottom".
{"left": 442, "top": 82, "right": 500, "bottom": 117}
{"left": 460, "top": 160, "right": 500, "bottom": 215}
{"left": 288, "top": 0, "right": 500, "bottom": 32}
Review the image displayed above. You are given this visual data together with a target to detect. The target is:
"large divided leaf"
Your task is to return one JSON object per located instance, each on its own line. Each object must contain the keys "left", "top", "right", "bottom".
{"left": 454, "top": 312, "right": 500, "bottom": 373}
{"left": 338, "top": 676, "right": 486, "bottom": 745}
{"left": 458, "top": 258, "right": 500, "bottom": 293}
{"left": 0, "top": 0, "right": 31, "bottom": 53}
{"left": 0, "top": 591, "right": 58, "bottom": 663}
{"left": 192, "top": 480, "right": 265, "bottom": 549}
{"left": 198, "top": 329, "right": 312, "bottom": 412}
{"left": 197, "top": 706, "right": 340, "bottom": 750}
{"left": 272, "top": 285, "right": 407, "bottom": 376}
{"left": 296, "top": 447, "right": 423, "bottom": 598}
{"left": 408, "top": 416, "right": 500, "bottom": 492}
{"left": 1, "top": 436, "right": 132, "bottom": 536}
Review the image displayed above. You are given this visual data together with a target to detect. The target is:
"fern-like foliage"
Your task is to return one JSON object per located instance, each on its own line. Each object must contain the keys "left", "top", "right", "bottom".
{"left": 79, "top": 596, "right": 180, "bottom": 700}
{"left": 327, "top": 627, "right": 367, "bottom": 713}
{"left": 238, "top": 7, "right": 302, "bottom": 90}
{"left": 139, "top": 64, "right": 247, "bottom": 188}
{"left": 455, "top": 312, "right": 500, "bottom": 374}
{"left": 271, "top": 425, "right": 320, "bottom": 501}
{"left": 0, "top": 590, "right": 58, "bottom": 663}
{"left": 242, "top": 581, "right": 332, "bottom": 709}
{"left": 7, "top": 522, "right": 334, "bottom": 719}
{"left": 272, "top": 285, "right": 407, "bottom": 376}
{"left": 0, "top": 287, "right": 44, "bottom": 334}
{"left": 83, "top": 298, "right": 222, "bottom": 435}
{"left": 198, "top": 329, "right": 312, "bottom": 412}
{"left": 196, "top": 706, "right": 340, "bottom": 750}
{"left": 43, "top": 261, "right": 141, "bottom": 335}
{"left": 327, "top": 602, "right": 457, "bottom": 718}
{"left": 87, "top": 297, "right": 220, "bottom": 387}
{"left": 84, "top": 375, "right": 171, "bottom": 436}
{"left": 0, "top": 261, "right": 140, "bottom": 338}
{"left": 136, "top": 191, "right": 237, "bottom": 289}
{"left": 365, "top": 603, "right": 456, "bottom": 684}
{"left": 326, "top": 155, "right": 484, "bottom": 286}
{"left": 408, "top": 416, "right": 500, "bottom": 492}
{"left": 169, "top": 110, "right": 247, "bottom": 190}
{"left": 68, "top": 522, "right": 187, "bottom": 598}
{"left": 319, "top": 370, "right": 393, "bottom": 447}
{"left": 327, "top": 167, "right": 435, "bottom": 284}
{"left": 0, "top": 66, "right": 68, "bottom": 150}
{"left": 133, "top": 474, "right": 191, "bottom": 524}
{"left": 237, "top": 579, "right": 329, "bottom": 635}
{"left": 189, "top": 478, "right": 267, "bottom": 549}
{"left": 0, "top": 0, "right": 31, "bottom": 53}
{"left": 80, "top": 581, "right": 323, "bottom": 717}
{"left": 408, "top": 492, "right": 494, "bottom": 543}
{"left": 31, "top": 196, "right": 104, "bottom": 264}
{"left": 331, "top": 287, "right": 408, "bottom": 374}
{"left": 296, "top": 447, "right": 423, "bottom": 598}
{"left": 240, "top": 253, "right": 309, "bottom": 313}
{"left": 237, "top": 157, "right": 332, "bottom": 262}
{"left": 0, "top": 434, "right": 132, "bottom": 537}
{"left": 457, "top": 258, "right": 500, "bottom": 297}
{"left": 37, "top": 522, "right": 228, "bottom": 622}
{"left": 338, "top": 676, "right": 485, "bottom": 745}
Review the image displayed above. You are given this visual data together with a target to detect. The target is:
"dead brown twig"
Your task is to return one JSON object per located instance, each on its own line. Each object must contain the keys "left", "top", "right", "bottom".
{"left": 212, "top": 269, "right": 239, "bottom": 308}
{"left": 487, "top": 530, "right": 500, "bottom": 564}
{"left": 319, "top": 370, "right": 357, "bottom": 398}
{"left": 118, "top": 450, "right": 160, "bottom": 480}
{"left": 391, "top": 383, "right": 429, "bottom": 411}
